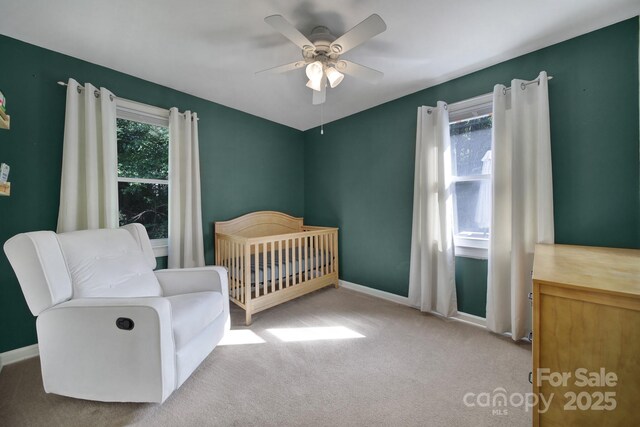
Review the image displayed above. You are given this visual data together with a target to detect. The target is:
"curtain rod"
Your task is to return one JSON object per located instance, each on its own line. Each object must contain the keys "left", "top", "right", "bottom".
{"left": 432, "top": 75, "right": 554, "bottom": 114}
{"left": 504, "top": 75, "right": 553, "bottom": 93}
{"left": 56, "top": 81, "right": 197, "bottom": 120}
{"left": 57, "top": 80, "right": 116, "bottom": 101}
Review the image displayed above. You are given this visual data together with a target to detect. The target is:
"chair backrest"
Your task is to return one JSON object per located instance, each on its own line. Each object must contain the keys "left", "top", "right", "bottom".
{"left": 120, "top": 223, "right": 157, "bottom": 270}
{"left": 4, "top": 224, "right": 161, "bottom": 316}
{"left": 4, "top": 231, "right": 73, "bottom": 316}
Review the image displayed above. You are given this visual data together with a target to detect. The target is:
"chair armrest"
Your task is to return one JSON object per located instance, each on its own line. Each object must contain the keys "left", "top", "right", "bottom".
{"left": 154, "top": 266, "right": 229, "bottom": 300}
{"left": 37, "top": 297, "right": 176, "bottom": 403}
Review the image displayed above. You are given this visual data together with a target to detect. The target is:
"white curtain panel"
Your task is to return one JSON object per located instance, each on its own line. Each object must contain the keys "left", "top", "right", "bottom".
{"left": 408, "top": 103, "right": 457, "bottom": 317}
{"left": 486, "top": 71, "right": 554, "bottom": 340}
{"left": 168, "top": 109, "right": 205, "bottom": 268}
{"left": 57, "top": 79, "right": 118, "bottom": 233}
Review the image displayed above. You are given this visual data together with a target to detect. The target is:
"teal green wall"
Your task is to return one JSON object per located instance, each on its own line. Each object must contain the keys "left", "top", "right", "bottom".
{"left": 304, "top": 18, "right": 640, "bottom": 312}
{"left": 1, "top": 18, "right": 638, "bottom": 353}
{"left": 0, "top": 35, "right": 304, "bottom": 353}
{"left": 455, "top": 258, "right": 488, "bottom": 318}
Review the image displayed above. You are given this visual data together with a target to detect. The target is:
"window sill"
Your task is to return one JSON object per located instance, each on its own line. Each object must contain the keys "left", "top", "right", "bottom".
{"left": 455, "top": 246, "right": 488, "bottom": 260}
{"left": 151, "top": 239, "right": 168, "bottom": 257}
{"left": 454, "top": 236, "right": 488, "bottom": 260}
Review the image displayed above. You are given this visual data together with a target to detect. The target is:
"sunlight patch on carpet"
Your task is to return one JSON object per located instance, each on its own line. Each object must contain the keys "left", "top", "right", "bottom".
{"left": 266, "top": 326, "right": 365, "bottom": 342}
{"left": 218, "top": 329, "right": 266, "bottom": 346}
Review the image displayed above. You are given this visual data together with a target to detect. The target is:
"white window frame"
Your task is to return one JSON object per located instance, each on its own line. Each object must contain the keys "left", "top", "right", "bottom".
{"left": 448, "top": 93, "right": 493, "bottom": 259}
{"left": 116, "top": 98, "right": 170, "bottom": 257}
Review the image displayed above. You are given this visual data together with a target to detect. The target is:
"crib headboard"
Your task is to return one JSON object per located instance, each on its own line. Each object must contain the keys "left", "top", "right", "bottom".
{"left": 215, "top": 211, "right": 303, "bottom": 239}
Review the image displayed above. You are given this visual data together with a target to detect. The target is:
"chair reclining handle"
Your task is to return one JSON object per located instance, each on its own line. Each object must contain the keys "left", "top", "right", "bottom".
{"left": 116, "top": 317, "right": 135, "bottom": 331}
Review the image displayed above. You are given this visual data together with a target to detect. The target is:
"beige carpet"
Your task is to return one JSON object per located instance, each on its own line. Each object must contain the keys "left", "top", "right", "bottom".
{"left": 0, "top": 287, "right": 532, "bottom": 426}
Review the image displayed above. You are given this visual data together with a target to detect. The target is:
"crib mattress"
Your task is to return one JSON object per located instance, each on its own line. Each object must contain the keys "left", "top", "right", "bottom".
{"left": 233, "top": 248, "right": 332, "bottom": 285}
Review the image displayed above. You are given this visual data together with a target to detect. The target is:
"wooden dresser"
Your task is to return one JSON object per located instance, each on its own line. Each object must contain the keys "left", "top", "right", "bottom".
{"left": 532, "top": 244, "right": 640, "bottom": 426}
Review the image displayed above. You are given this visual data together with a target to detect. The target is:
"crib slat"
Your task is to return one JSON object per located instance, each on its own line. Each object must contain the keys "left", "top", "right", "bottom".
{"left": 278, "top": 240, "right": 283, "bottom": 290}
{"left": 259, "top": 242, "right": 264, "bottom": 296}
{"left": 325, "top": 233, "right": 329, "bottom": 275}
{"left": 320, "top": 234, "right": 327, "bottom": 276}
{"left": 299, "top": 238, "right": 303, "bottom": 284}
{"left": 277, "top": 240, "right": 281, "bottom": 291}
{"left": 297, "top": 237, "right": 301, "bottom": 284}
{"left": 253, "top": 243, "right": 257, "bottom": 298}
{"left": 330, "top": 233, "right": 334, "bottom": 273}
{"left": 318, "top": 234, "right": 322, "bottom": 276}
{"left": 229, "top": 241, "right": 233, "bottom": 300}
{"left": 234, "top": 241, "right": 239, "bottom": 300}
{"left": 309, "top": 236, "right": 312, "bottom": 281}
{"left": 273, "top": 240, "right": 277, "bottom": 291}
{"left": 304, "top": 237, "right": 308, "bottom": 282}
{"left": 262, "top": 243, "right": 269, "bottom": 295}
{"left": 285, "top": 238, "right": 290, "bottom": 288}
{"left": 238, "top": 241, "right": 242, "bottom": 297}
{"left": 313, "top": 235, "right": 318, "bottom": 278}
{"left": 220, "top": 240, "right": 224, "bottom": 289}
{"left": 236, "top": 241, "right": 240, "bottom": 299}
{"left": 215, "top": 235, "right": 219, "bottom": 265}
{"left": 229, "top": 240, "right": 233, "bottom": 292}
{"left": 310, "top": 235, "right": 313, "bottom": 279}
{"left": 224, "top": 240, "right": 229, "bottom": 298}
{"left": 321, "top": 233, "right": 326, "bottom": 275}
{"left": 316, "top": 234, "right": 319, "bottom": 277}
{"left": 228, "top": 240, "right": 233, "bottom": 300}
{"left": 254, "top": 244, "right": 259, "bottom": 299}
{"left": 268, "top": 241, "right": 273, "bottom": 294}
{"left": 244, "top": 243, "right": 250, "bottom": 304}
{"left": 243, "top": 241, "right": 247, "bottom": 303}
{"left": 223, "top": 240, "right": 228, "bottom": 296}
{"left": 295, "top": 238, "right": 300, "bottom": 285}
{"left": 325, "top": 234, "right": 330, "bottom": 275}
{"left": 274, "top": 240, "right": 278, "bottom": 291}
{"left": 335, "top": 231, "right": 339, "bottom": 278}
{"left": 220, "top": 239, "right": 224, "bottom": 270}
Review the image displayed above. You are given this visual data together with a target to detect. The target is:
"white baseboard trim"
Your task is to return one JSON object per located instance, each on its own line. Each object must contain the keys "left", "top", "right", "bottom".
{"left": 339, "top": 279, "right": 487, "bottom": 328}
{"left": 0, "top": 343, "right": 39, "bottom": 370}
{"left": 454, "top": 312, "right": 487, "bottom": 328}
{"left": 339, "top": 280, "right": 414, "bottom": 307}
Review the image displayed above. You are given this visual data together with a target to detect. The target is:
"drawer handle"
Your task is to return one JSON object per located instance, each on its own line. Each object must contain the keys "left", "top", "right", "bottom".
{"left": 528, "top": 292, "right": 533, "bottom": 301}
{"left": 528, "top": 331, "right": 533, "bottom": 342}
{"left": 528, "top": 371, "right": 533, "bottom": 384}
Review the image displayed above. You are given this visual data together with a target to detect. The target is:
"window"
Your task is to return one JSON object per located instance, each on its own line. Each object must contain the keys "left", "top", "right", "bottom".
{"left": 116, "top": 99, "right": 170, "bottom": 256}
{"left": 448, "top": 94, "right": 493, "bottom": 259}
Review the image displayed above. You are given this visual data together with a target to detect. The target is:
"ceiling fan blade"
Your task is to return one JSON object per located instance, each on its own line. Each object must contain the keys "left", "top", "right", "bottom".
{"left": 264, "top": 15, "right": 315, "bottom": 52}
{"left": 256, "top": 61, "right": 306, "bottom": 75}
{"left": 312, "top": 77, "right": 327, "bottom": 105}
{"left": 336, "top": 60, "right": 383, "bottom": 83}
{"left": 330, "top": 14, "right": 386, "bottom": 55}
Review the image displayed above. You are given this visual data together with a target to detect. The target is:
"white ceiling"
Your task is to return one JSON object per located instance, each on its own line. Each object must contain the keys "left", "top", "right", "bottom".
{"left": 0, "top": 0, "right": 638, "bottom": 130}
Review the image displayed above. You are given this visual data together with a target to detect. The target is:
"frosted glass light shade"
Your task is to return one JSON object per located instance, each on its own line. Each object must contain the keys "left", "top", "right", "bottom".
{"left": 325, "top": 67, "right": 344, "bottom": 88}
{"left": 306, "top": 79, "right": 322, "bottom": 92}
{"left": 305, "top": 61, "right": 323, "bottom": 81}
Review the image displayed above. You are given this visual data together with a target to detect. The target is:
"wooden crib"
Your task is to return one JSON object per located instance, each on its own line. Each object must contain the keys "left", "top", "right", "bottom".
{"left": 215, "top": 211, "right": 339, "bottom": 325}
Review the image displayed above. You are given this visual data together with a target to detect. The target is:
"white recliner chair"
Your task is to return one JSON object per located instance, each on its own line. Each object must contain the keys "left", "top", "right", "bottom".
{"left": 4, "top": 224, "right": 230, "bottom": 403}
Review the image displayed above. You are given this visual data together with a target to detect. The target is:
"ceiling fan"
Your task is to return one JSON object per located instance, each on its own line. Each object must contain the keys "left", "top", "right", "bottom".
{"left": 257, "top": 14, "right": 387, "bottom": 105}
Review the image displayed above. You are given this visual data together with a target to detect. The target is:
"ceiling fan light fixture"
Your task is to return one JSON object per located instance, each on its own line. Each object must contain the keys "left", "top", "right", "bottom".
{"left": 306, "top": 79, "right": 322, "bottom": 92}
{"left": 305, "top": 61, "right": 323, "bottom": 81}
{"left": 325, "top": 67, "right": 344, "bottom": 88}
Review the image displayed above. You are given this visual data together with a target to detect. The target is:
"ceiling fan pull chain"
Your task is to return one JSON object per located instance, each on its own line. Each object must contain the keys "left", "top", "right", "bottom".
{"left": 320, "top": 103, "right": 324, "bottom": 135}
